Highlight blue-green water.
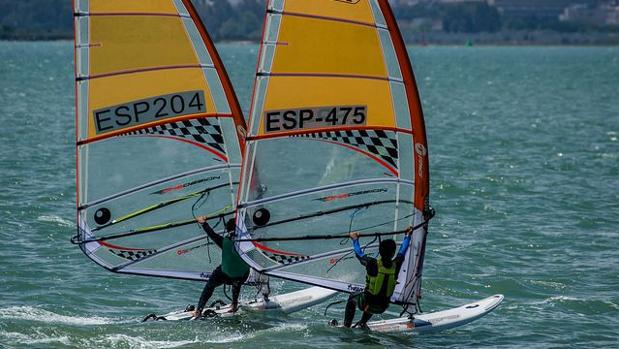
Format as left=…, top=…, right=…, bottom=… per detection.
left=0, top=41, right=618, bottom=348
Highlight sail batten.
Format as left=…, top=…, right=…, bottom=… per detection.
left=237, top=0, right=430, bottom=310
left=74, top=0, right=247, bottom=282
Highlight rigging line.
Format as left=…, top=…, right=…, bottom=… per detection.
left=397, top=218, right=433, bottom=314
left=356, top=212, right=415, bottom=233
left=192, top=189, right=212, bottom=263
left=250, top=210, right=413, bottom=253
left=93, top=182, right=235, bottom=232
left=261, top=244, right=376, bottom=273
left=327, top=207, right=370, bottom=273
left=250, top=199, right=414, bottom=232
left=239, top=177, right=414, bottom=209
left=326, top=235, right=378, bottom=275
left=340, top=206, right=368, bottom=245
left=236, top=216, right=433, bottom=243
left=323, top=300, right=346, bottom=316
left=76, top=206, right=235, bottom=245
left=399, top=254, right=426, bottom=314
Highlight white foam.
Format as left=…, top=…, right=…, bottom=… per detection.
left=542, top=296, right=580, bottom=304
left=0, top=306, right=115, bottom=326
left=545, top=296, right=619, bottom=310
left=92, top=334, right=196, bottom=349
left=530, top=280, right=567, bottom=290
left=37, top=215, right=73, bottom=227
left=204, top=322, right=308, bottom=344
left=0, top=331, right=71, bottom=346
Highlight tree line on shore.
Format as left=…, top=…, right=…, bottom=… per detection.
left=1, top=0, right=617, bottom=41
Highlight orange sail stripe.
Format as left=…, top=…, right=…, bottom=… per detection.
left=182, top=0, right=246, bottom=152
left=377, top=0, right=428, bottom=210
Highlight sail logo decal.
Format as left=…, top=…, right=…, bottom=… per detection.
left=93, top=91, right=206, bottom=134
left=415, top=143, right=427, bottom=178
left=347, top=284, right=363, bottom=292
left=314, top=188, right=387, bottom=202
left=151, top=176, right=221, bottom=195
left=176, top=242, right=211, bottom=256
left=264, top=105, right=367, bottom=133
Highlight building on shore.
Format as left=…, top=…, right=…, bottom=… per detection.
left=560, top=2, right=619, bottom=26
left=487, top=0, right=597, bottom=20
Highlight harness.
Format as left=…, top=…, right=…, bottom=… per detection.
left=365, top=258, right=396, bottom=299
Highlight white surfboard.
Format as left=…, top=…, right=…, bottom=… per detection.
left=332, top=294, right=504, bottom=333
left=143, top=286, right=337, bottom=321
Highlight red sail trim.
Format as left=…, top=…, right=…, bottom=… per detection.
left=274, top=10, right=378, bottom=29
left=254, top=242, right=303, bottom=257
left=182, top=0, right=247, bottom=153
left=130, top=135, right=228, bottom=162
left=79, top=64, right=212, bottom=81
left=317, top=139, right=398, bottom=177
left=247, top=126, right=412, bottom=141
left=99, top=241, right=146, bottom=251
left=76, top=113, right=233, bottom=146
left=378, top=0, right=429, bottom=210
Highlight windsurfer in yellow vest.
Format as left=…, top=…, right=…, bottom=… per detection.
left=193, top=216, right=250, bottom=318
left=343, top=226, right=413, bottom=328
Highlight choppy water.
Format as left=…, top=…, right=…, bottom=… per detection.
left=0, top=41, right=618, bottom=348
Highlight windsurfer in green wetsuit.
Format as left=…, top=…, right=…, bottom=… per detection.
left=193, top=216, right=250, bottom=317
left=343, top=226, right=413, bottom=328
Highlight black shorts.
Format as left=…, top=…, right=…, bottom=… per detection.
left=210, top=266, right=249, bottom=286
left=354, top=293, right=389, bottom=315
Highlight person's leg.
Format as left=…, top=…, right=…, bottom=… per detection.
left=230, top=281, right=242, bottom=312
left=343, top=293, right=359, bottom=327
left=196, top=266, right=225, bottom=313
left=358, top=311, right=373, bottom=328
left=228, top=271, right=250, bottom=312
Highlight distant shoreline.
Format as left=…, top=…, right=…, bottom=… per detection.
left=2, top=30, right=619, bottom=46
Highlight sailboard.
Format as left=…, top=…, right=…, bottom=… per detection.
left=143, top=286, right=337, bottom=322
left=330, top=294, right=504, bottom=333
left=234, top=0, right=502, bottom=333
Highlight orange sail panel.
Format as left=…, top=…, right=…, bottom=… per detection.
left=236, top=0, right=430, bottom=310
left=73, top=0, right=246, bottom=281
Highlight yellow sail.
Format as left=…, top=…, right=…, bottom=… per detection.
left=73, top=0, right=246, bottom=281
left=237, top=0, right=430, bottom=312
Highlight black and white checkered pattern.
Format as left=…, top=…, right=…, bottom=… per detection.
left=124, top=119, right=226, bottom=154
left=294, top=130, right=399, bottom=169
left=108, top=248, right=157, bottom=261
left=262, top=251, right=309, bottom=265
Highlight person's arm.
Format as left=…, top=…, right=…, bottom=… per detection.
left=197, top=216, right=223, bottom=248
left=397, top=236, right=411, bottom=257
left=350, top=232, right=372, bottom=266
left=397, top=226, right=414, bottom=256
left=394, top=226, right=414, bottom=271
